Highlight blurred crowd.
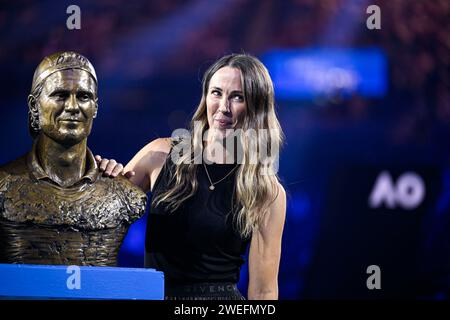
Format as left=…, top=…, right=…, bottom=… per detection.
left=0, top=0, right=448, bottom=147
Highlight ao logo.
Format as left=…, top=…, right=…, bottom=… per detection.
left=368, top=171, right=425, bottom=210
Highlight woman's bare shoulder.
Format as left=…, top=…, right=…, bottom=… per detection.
left=143, top=137, right=172, bottom=154
left=124, top=138, right=173, bottom=192
left=126, top=137, right=171, bottom=170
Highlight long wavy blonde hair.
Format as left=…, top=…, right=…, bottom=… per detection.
left=153, top=53, right=284, bottom=238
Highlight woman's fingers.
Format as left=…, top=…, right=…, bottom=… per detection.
left=99, top=158, right=109, bottom=172
left=95, top=156, right=125, bottom=178
left=103, top=159, right=117, bottom=176
left=111, top=163, right=124, bottom=177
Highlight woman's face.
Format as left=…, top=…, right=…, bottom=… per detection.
left=206, top=66, right=247, bottom=138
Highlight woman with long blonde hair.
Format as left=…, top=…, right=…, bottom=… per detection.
left=98, top=53, right=286, bottom=300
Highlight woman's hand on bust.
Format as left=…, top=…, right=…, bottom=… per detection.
left=95, top=155, right=135, bottom=179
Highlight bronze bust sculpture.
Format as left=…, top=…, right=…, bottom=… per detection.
left=0, top=51, right=147, bottom=266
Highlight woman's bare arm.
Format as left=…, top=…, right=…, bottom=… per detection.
left=247, top=183, right=286, bottom=300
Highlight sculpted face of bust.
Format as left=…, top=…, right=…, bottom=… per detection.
left=38, top=69, right=98, bottom=145
left=20, top=52, right=101, bottom=187
left=38, top=69, right=97, bottom=145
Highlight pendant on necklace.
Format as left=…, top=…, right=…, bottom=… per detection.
left=209, top=185, right=215, bottom=191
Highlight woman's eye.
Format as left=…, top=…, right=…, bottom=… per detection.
left=211, top=90, right=221, bottom=97
left=232, top=95, right=244, bottom=102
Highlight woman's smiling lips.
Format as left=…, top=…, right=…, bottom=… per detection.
left=214, top=118, right=232, bottom=128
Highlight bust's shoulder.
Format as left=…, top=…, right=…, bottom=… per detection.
left=0, top=154, right=28, bottom=185
left=100, top=174, right=148, bottom=222
left=0, top=155, right=29, bottom=219
left=110, top=174, right=147, bottom=196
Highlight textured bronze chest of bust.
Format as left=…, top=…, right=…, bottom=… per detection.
left=0, top=150, right=146, bottom=266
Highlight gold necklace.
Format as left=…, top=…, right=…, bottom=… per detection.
left=202, top=162, right=238, bottom=191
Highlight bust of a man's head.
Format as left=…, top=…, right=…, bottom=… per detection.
left=27, top=51, right=98, bottom=144
left=0, top=52, right=147, bottom=266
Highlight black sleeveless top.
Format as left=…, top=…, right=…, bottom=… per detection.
left=145, top=151, right=250, bottom=284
